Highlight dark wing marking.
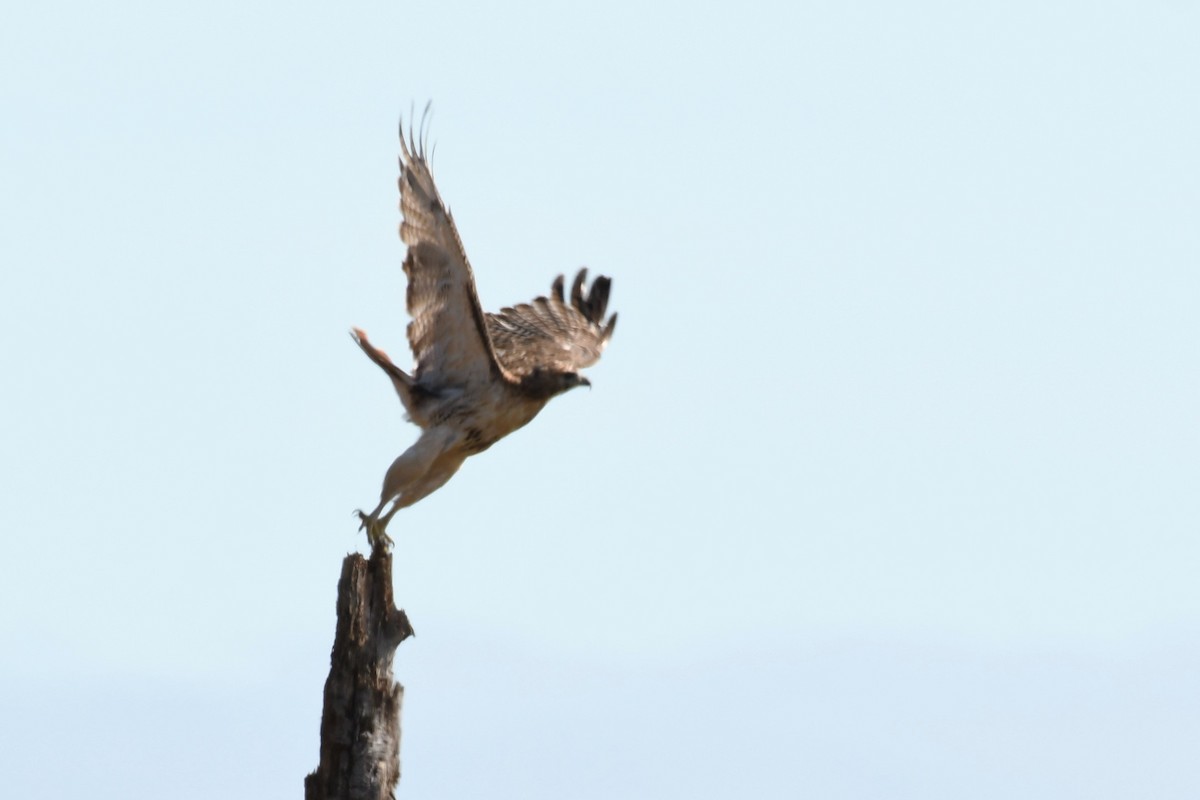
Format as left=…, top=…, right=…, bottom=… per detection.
left=486, top=269, right=618, bottom=377
left=397, top=121, right=513, bottom=388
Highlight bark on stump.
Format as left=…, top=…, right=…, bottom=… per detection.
left=305, top=543, right=414, bottom=800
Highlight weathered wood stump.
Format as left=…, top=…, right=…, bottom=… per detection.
left=305, top=542, right=414, bottom=800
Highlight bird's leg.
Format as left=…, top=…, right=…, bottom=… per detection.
left=355, top=427, right=463, bottom=550
left=382, top=499, right=410, bottom=527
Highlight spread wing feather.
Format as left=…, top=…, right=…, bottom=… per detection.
left=487, top=269, right=618, bottom=377
left=397, top=122, right=512, bottom=388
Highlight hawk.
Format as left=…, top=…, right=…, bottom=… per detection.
left=352, top=121, right=617, bottom=547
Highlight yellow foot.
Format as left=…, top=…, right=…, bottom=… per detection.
left=355, top=509, right=394, bottom=551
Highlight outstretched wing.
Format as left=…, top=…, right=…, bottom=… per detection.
left=487, top=269, right=618, bottom=377
left=398, top=122, right=512, bottom=388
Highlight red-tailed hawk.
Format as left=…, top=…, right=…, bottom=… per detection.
left=352, top=121, right=617, bottom=547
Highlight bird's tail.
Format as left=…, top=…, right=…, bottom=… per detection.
left=351, top=327, right=415, bottom=397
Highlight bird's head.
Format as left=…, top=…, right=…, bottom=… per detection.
left=522, top=368, right=591, bottom=399
left=564, top=373, right=591, bottom=392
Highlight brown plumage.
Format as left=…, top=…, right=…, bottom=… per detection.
left=351, top=117, right=617, bottom=546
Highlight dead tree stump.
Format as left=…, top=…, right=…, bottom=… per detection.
left=305, top=542, right=414, bottom=800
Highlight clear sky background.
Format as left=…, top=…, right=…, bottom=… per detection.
left=2, top=1, right=1198, bottom=797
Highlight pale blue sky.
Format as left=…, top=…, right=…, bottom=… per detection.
left=2, top=1, right=1198, bottom=797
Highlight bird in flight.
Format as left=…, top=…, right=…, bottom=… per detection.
left=352, top=119, right=617, bottom=547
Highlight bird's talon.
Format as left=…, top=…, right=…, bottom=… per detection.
left=355, top=509, right=394, bottom=550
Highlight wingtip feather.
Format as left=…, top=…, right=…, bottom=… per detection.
left=570, top=269, right=588, bottom=311
left=603, top=312, right=618, bottom=342
left=588, top=275, right=611, bottom=321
